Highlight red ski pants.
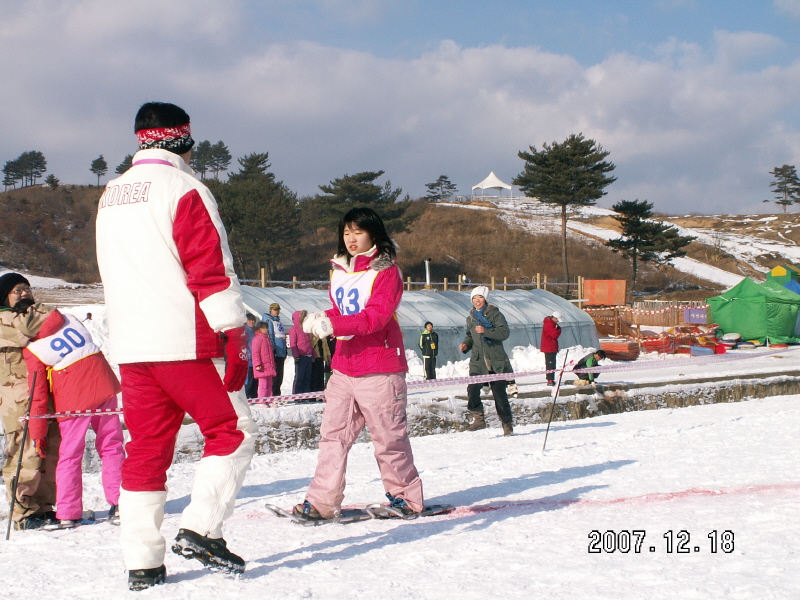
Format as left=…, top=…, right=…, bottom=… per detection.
left=119, top=359, right=244, bottom=492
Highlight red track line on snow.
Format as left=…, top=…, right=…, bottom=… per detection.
left=445, top=482, right=800, bottom=518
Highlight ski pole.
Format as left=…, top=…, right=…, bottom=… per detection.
left=6, top=371, right=37, bottom=541
left=542, top=350, right=568, bottom=453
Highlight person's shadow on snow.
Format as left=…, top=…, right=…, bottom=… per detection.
left=242, top=459, right=633, bottom=578
left=164, top=478, right=311, bottom=515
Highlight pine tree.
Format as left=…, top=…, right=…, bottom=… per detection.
left=90, top=155, right=108, bottom=185
left=605, top=199, right=695, bottom=285
left=211, top=152, right=300, bottom=279
left=308, top=171, right=412, bottom=235
left=2, top=158, right=22, bottom=190
left=45, top=174, right=60, bottom=190
left=513, top=133, right=616, bottom=280
left=115, top=154, right=133, bottom=174
left=767, top=165, right=800, bottom=213
left=424, top=175, right=458, bottom=202
left=190, top=140, right=212, bottom=179
left=15, top=151, right=47, bottom=186
left=209, top=141, right=232, bottom=180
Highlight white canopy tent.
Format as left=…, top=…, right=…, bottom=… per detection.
left=471, top=171, right=512, bottom=196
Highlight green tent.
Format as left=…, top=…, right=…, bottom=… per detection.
left=706, top=277, right=800, bottom=343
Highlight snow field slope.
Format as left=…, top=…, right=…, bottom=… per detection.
left=456, top=201, right=800, bottom=288
left=2, top=394, right=797, bottom=599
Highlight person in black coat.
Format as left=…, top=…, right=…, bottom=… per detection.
left=418, top=322, right=439, bottom=380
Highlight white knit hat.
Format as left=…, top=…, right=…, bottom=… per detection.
left=470, top=286, right=490, bottom=301
left=552, top=311, right=562, bottom=320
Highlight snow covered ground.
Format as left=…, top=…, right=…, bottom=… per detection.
left=2, top=274, right=798, bottom=598
left=2, top=284, right=799, bottom=598
left=1, top=389, right=796, bottom=599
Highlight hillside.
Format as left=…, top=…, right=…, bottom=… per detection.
left=3, top=185, right=800, bottom=301
left=0, top=185, right=102, bottom=283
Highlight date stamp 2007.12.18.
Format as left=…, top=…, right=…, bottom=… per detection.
left=588, top=530, right=735, bottom=554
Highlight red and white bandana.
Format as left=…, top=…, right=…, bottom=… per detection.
left=136, top=123, right=194, bottom=152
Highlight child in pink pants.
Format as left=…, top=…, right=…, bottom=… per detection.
left=25, top=310, right=124, bottom=527
left=251, top=321, right=276, bottom=398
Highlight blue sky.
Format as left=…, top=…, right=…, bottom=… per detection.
left=2, top=0, right=800, bottom=214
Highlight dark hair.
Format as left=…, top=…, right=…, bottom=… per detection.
left=0, top=272, right=30, bottom=307
left=134, top=102, right=190, bottom=132
left=596, top=350, right=607, bottom=359
left=424, top=321, right=433, bottom=328
left=256, top=321, right=270, bottom=331
left=337, top=207, right=396, bottom=263
left=246, top=314, right=257, bottom=322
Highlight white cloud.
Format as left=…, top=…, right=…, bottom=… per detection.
left=774, top=0, right=800, bottom=17
left=1, top=2, right=800, bottom=216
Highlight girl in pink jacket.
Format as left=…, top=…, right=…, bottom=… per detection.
left=294, top=207, right=423, bottom=521
left=251, top=322, right=276, bottom=398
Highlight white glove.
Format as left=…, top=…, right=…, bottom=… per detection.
left=303, top=311, right=333, bottom=338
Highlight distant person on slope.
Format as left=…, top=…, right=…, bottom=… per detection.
left=459, top=286, right=515, bottom=436
left=251, top=321, right=277, bottom=398
left=419, top=321, right=438, bottom=380
left=95, top=102, right=255, bottom=591
left=289, top=310, right=315, bottom=394
left=572, top=349, right=606, bottom=385
left=262, top=303, right=288, bottom=395
left=244, top=314, right=259, bottom=399
left=541, top=311, right=562, bottom=386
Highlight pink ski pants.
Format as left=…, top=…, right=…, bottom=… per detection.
left=305, top=371, right=423, bottom=518
left=257, top=376, right=273, bottom=399
left=55, top=396, right=124, bottom=520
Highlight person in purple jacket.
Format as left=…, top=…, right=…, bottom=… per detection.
left=294, top=207, right=423, bottom=521
left=289, top=310, right=314, bottom=394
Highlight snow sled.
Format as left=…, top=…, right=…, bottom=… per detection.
left=689, top=345, right=714, bottom=356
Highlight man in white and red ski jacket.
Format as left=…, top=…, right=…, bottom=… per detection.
left=95, top=102, right=255, bottom=587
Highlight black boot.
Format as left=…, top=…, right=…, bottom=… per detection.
left=172, top=528, right=245, bottom=574
left=128, top=565, right=166, bottom=591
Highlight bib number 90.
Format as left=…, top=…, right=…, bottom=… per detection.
left=50, top=328, right=87, bottom=358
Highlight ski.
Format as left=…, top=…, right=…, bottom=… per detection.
left=264, top=503, right=373, bottom=526
left=365, top=503, right=455, bottom=520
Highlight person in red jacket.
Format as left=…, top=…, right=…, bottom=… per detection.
left=251, top=321, right=276, bottom=398
left=541, top=311, right=562, bottom=386
left=294, top=207, right=423, bottom=520
left=24, top=309, right=124, bottom=528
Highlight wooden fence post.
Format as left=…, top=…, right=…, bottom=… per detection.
left=491, top=276, right=495, bottom=290
left=536, top=273, right=541, bottom=289
left=260, top=268, right=265, bottom=288
left=406, top=276, right=411, bottom=291
left=292, top=276, right=297, bottom=290
left=443, top=277, right=448, bottom=291
left=503, top=276, right=507, bottom=291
